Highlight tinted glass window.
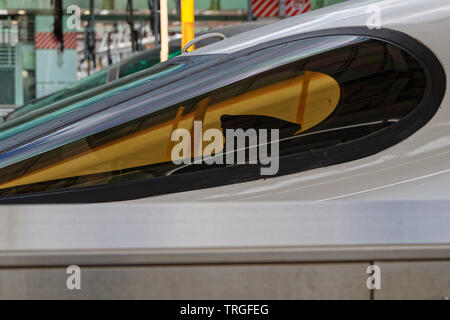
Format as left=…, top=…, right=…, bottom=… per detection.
left=0, top=36, right=428, bottom=197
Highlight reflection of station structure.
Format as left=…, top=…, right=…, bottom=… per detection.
left=0, top=0, right=345, bottom=113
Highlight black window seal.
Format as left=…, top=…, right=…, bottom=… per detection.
left=0, top=27, right=445, bottom=204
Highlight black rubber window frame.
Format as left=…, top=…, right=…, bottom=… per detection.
left=0, top=27, right=445, bottom=204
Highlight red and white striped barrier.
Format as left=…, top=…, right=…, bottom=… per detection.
left=35, top=32, right=78, bottom=50
left=252, top=0, right=311, bottom=18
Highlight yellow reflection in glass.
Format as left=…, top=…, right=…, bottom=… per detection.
left=0, top=71, right=340, bottom=189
